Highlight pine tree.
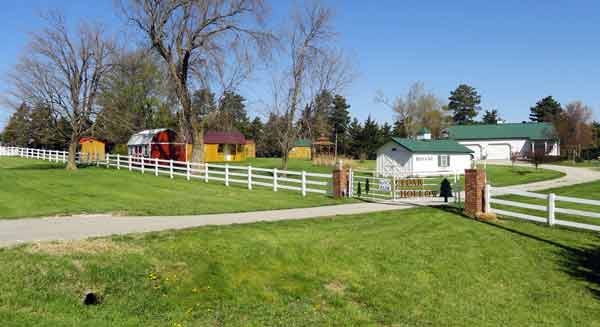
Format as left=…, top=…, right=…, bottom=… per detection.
left=328, top=94, right=351, bottom=154
left=2, top=103, right=31, bottom=146
left=347, top=118, right=363, bottom=159
left=218, top=91, right=249, bottom=133
left=362, top=116, right=380, bottom=160
left=448, top=84, right=481, bottom=124
left=29, top=104, right=57, bottom=149
left=482, top=109, right=500, bottom=124
left=529, top=96, right=562, bottom=123
left=440, top=178, right=453, bottom=202
left=311, top=90, right=334, bottom=139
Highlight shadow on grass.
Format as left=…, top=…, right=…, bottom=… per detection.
left=434, top=204, right=600, bottom=300
left=7, top=163, right=95, bottom=171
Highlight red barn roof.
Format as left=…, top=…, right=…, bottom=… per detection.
left=204, top=131, right=246, bottom=144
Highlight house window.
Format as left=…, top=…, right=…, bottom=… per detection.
left=218, top=144, right=224, bottom=153
left=438, top=155, right=450, bottom=167
left=231, top=144, right=237, bottom=155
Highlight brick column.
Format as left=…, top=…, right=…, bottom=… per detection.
left=332, top=168, right=348, bottom=198
left=464, top=169, right=486, bottom=217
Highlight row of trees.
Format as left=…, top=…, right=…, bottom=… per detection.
left=1, top=1, right=353, bottom=170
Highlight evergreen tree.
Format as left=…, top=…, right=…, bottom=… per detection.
left=260, top=113, right=285, bottom=157
left=347, top=118, right=363, bottom=159
left=29, top=104, right=59, bottom=149
left=328, top=94, right=351, bottom=154
left=2, top=103, right=31, bottom=146
left=448, top=84, right=481, bottom=124
left=311, top=90, right=334, bottom=139
left=529, top=96, right=562, bottom=123
left=362, top=116, right=380, bottom=160
left=392, top=120, right=407, bottom=137
left=247, top=117, right=264, bottom=144
left=482, top=109, right=500, bottom=124
left=217, top=91, right=249, bottom=134
left=379, top=122, right=392, bottom=148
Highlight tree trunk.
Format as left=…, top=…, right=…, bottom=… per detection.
left=281, top=146, right=289, bottom=170
left=191, top=125, right=204, bottom=163
left=66, top=138, right=78, bottom=170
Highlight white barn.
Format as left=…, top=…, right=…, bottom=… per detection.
left=443, top=123, right=559, bottom=160
left=376, top=132, right=473, bottom=177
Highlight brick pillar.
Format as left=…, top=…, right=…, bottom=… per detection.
left=464, top=169, right=486, bottom=217
left=332, top=168, right=348, bottom=198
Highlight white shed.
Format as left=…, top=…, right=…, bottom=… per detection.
left=376, top=137, right=473, bottom=177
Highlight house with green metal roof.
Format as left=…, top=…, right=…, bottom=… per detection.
left=376, top=135, right=473, bottom=177
left=442, top=122, right=559, bottom=160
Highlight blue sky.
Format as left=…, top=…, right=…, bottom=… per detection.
left=1, top=0, right=599, bottom=129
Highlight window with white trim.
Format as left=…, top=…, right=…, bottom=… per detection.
left=438, top=155, right=450, bottom=167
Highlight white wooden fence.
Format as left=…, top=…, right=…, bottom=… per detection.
left=486, top=184, right=600, bottom=232
left=0, top=146, right=332, bottom=197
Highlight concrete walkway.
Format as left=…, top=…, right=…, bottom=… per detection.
left=0, top=203, right=407, bottom=247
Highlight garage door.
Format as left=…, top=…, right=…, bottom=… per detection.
left=486, top=144, right=510, bottom=160
left=465, top=145, right=482, bottom=160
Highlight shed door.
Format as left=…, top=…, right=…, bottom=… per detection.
left=487, top=144, right=510, bottom=160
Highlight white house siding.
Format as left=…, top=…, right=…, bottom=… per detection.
left=458, top=139, right=559, bottom=160
left=376, top=141, right=472, bottom=177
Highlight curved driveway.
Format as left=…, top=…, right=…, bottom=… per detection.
left=1, top=163, right=598, bottom=247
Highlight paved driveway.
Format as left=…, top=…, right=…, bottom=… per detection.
left=0, top=203, right=407, bottom=247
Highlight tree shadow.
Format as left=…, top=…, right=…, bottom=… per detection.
left=7, top=163, right=95, bottom=171
left=434, top=205, right=600, bottom=299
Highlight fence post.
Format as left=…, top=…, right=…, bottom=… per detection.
left=348, top=168, right=353, bottom=197
left=547, top=193, right=556, bottom=226
left=186, top=161, right=191, bottom=181
left=301, top=171, right=307, bottom=196
left=248, top=166, right=252, bottom=190
left=62, top=151, right=66, bottom=163
left=155, top=158, right=158, bottom=176
left=106, top=153, right=110, bottom=168
left=141, top=157, right=145, bottom=174
left=204, top=163, right=209, bottom=183
left=129, top=156, right=132, bottom=171
left=225, top=164, right=229, bottom=186
left=96, top=153, right=100, bottom=167
left=169, top=159, right=174, bottom=179
left=117, top=154, right=121, bottom=170
left=273, top=168, right=278, bottom=192
left=484, top=184, right=491, bottom=213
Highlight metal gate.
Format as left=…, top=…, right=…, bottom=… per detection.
left=349, top=169, right=461, bottom=203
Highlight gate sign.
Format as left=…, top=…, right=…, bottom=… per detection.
left=395, top=178, right=437, bottom=198
left=378, top=179, right=391, bottom=192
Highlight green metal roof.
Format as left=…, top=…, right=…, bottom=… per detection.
left=445, top=123, right=557, bottom=141
left=294, top=138, right=312, bottom=147
left=391, top=138, right=473, bottom=154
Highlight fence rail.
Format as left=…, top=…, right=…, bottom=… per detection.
left=0, top=146, right=332, bottom=197
left=486, top=184, right=600, bottom=232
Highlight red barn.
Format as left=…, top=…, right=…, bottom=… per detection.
left=127, top=128, right=188, bottom=161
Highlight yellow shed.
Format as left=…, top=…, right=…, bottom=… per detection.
left=203, top=131, right=247, bottom=162
left=289, top=138, right=312, bottom=160
left=79, top=137, right=106, bottom=161
left=244, top=140, right=256, bottom=159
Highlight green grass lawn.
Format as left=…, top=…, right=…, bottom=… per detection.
left=484, top=164, right=565, bottom=187
left=231, top=157, right=376, bottom=174
left=495, top=180, right=600, bottom=226
left=1, top=208, right=599, bottom=326
left=0, top=157, right=349, bottom=219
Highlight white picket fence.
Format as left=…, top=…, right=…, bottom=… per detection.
left=486, top=184, right=600, bottom=232
left=0, top=146, right=332, bottom=197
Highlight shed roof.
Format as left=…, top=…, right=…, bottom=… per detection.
left=79, top=137, right=105, bottom=144
left=127, top=128, right=170, bottom=146
left=390, top=138, right=473, bottom=154
left=294, top=138, right=312, bottom=147
left=204, top=131, right=246, bottom=144
left=445, top=123, right=557, bottom=141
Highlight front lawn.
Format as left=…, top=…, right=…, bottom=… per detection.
left=232, top=157, right=376, bottom=173
left=495, top=180, right=600, bottom=226
left=0, top=208, right=599, bottom=326
left=0, top=157, right=348, bottom=219
left=484, top=164, right=565, bottom=187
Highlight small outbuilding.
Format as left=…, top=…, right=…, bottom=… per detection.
left=79, top=137, right=106, bottom=161
left=376, top=135, right=473, bottom=177
left=244, top=140, right=256, bottom=159
left=203, top=131, right=247, bottom=162
left=289, top=139, right=312, bottom=160
left=127, top=128, right=187, bottom=161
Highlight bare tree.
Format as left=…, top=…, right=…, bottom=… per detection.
left=121, top=0, right=272, bottom=162
left=7, top=14, right=112, bottom=170
left=271, top=2, right=352, bottom=170
left=376, top=82, right=449, bottom=138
